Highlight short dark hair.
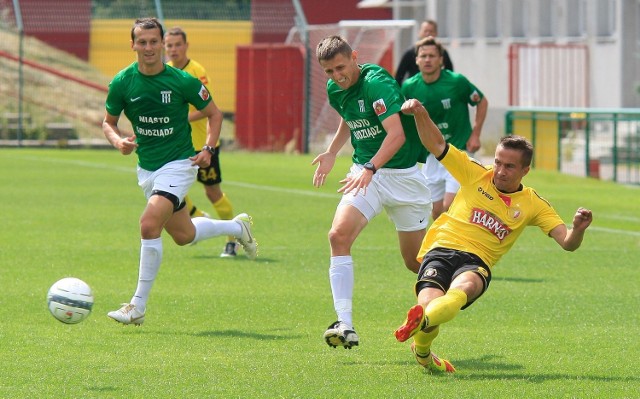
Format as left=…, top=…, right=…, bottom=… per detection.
left=425, top=19, right=438, bottom=33
left=415, top=36, right=443, bottom=57
left=165, top=26, right=187, bottom=42
left=131, top=17, right=164, bottom=41
left=316, top=35, right=352, bottom=62
left=499, top=135, right=534, bottom=167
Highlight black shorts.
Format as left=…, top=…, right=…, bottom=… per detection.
left=415, top=247, right=492, bottom=309
left=196, top=146, right=222, bottom=186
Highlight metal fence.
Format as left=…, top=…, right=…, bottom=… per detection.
left=505, top=107, right=640, bottom=185
left=0, top=0, right=250, bottom=147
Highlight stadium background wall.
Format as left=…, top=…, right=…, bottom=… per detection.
left=89, top=19, right=252, bottom=114
left=0, top=0, right=392, bottom=153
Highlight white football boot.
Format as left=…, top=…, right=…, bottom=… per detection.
left=233, top=213, right=258, bottom=260
left=107, top=303, right=145, bottom=326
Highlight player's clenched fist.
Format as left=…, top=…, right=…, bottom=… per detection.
left=118, top=135, right=138, bottom=155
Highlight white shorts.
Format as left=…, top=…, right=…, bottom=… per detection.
left=422, top=153, right=460, bottom=202
left=137, top=159, right=197, bottom=202
left=338, top=164, right=432, bottom=232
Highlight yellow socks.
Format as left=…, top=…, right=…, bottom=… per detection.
left=184, top=195, right=207, bottom=218
left=424, top=288, right=468, bottom=327
left=408, top=289, right=465, bottom=372
left=213, top=194, right=234, bottom=241
left=413, top=325, right=440, bottom=356
left=185, top=193, right=234, bottom=221
left=212, top=193, right=233, bottom=220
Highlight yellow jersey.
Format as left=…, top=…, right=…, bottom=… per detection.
left=417, top=144, right=564, bottom=268
left=167, top=59, right=216, bottom=149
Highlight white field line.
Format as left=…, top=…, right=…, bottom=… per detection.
left=588, top=226, right=640, bottom=237
left=7, top=154, right=640, bottom=236
left=7, top=154, right=339, bottom=199
left=599, top=214, right=640, bottom=223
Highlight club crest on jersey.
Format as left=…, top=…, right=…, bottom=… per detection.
left=373, top=99, right=387, bottom=116
left=161, top=90, right=172, bottom=104
left=470, top=90, right=481, bottom=103
left=470, top=208, right=512, bottom=241
left=198, top=85, right=210, bottom=101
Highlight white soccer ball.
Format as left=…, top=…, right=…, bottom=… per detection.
left=47, top=277, right=94, bottom=324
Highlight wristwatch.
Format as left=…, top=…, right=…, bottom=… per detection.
left=201, top=145, right=215, bottom=155
left=363, top=161, right=377, bottom=174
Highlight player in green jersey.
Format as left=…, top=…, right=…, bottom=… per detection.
left=165, top=26, right=238, bottom=258
left=312, top=35, right=432, bottom=349
left=402, top=36, right=488, bottom=220
left=102, top=18, right=258, bottom=326
left=395, top=19, right=454, bottom=85
left=394, top=99, right=592, bottom=372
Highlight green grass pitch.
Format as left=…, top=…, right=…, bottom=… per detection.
left=0, top=148, right=638, bottom=398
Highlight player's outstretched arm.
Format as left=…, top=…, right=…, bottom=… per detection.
left=401, top=99, right=446, bottom=158
left=550, top=207, right=593, bottom=251
left=467, top=96, right=488, bottom=153
left=312, top=119, right=350, bottom=188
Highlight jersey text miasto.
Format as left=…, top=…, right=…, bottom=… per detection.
left=105, top=62, right=212, bottom=171
left=326, top=63, right=424, bottom=168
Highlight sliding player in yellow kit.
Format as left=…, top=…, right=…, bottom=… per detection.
left=394, top=99, right=593, bottom=372
left=165, top=27, right=238, bottom=257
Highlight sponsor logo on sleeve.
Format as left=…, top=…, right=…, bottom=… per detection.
left=373, top=99, right=387, bottom=116
left=199, top=85, right=210, bottom=101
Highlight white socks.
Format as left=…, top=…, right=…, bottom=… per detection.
left=191, top=217, right=241, bottom=244
left=329, top=255, right=354, bottom=328
left=131, top=238, right=163, bottom=313
left=129, top=218, right=243, bottom=313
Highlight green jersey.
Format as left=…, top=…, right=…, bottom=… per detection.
left=402, top=69, right=484, bottom=150
left=326, top=63, right=424, bottom=169
left=105, top=62, right=212, bottom=171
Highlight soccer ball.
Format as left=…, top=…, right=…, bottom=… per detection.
left=47, top=277, right=94, bottom=324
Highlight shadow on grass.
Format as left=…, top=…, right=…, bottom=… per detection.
left=192, top=255, right=278, bottom=264
left=492, top=276, right=545, bottom=283
left=388, top=354, right=640, bottom=383
left=118, top=327, right=299, bottom=341
left=192, top=329, right=300, bottom=341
